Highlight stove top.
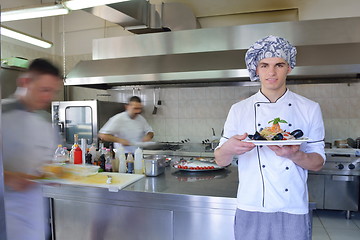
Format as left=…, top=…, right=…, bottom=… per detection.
left=322, top=148, right=360, bottom=175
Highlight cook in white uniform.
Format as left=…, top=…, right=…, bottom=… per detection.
left=215, top=36, right=325, bottom=240
left=98, top=96, right=154, bottom=153
left=2, top=59, right=62, bottom=240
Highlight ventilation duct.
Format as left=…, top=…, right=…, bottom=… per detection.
left=65, top=17, right=360, bottom=89
left=83, top=0, right=199, bottom=34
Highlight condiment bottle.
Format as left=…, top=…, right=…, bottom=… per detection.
left=117, top=145, right=127, bottom=173
left=134, top=147, right=143, bottom=174
left=73, top=144, right=82, bottom=164
left=105, top=149, right=112, bottom=172
left=89, top=143, right=97, bottom=164
left=126, top=153, right=134, bottom=174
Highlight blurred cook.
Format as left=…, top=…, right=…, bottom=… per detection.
left=215, top=36, right=325, bottom=240
left=2, top=58, right=62, bottom=240
left=98, top=96, right=154, bottom=153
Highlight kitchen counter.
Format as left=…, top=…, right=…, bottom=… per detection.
left=44, top=166, right=239, bottom=240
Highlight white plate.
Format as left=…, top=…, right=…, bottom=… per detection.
left=244, top=138, right=311, bottom=146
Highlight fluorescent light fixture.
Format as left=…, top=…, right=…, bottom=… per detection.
left=64, top=0, right=129, bottom=11
left=1, top=25, right=53, bottom=48
left=1, top=4, right=69, bottom=22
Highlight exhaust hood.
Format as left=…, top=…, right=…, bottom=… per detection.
left=82, top=0, right=199, bottom=34
left=65, top=17, right=360, bottom=89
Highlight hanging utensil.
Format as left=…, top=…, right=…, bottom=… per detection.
left=152, top=88, right=158, bottom=114
left=157, top=88, right=162, bottom=105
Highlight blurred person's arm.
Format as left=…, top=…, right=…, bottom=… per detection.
left=98, top=133, right=131, bottom=146
left=4, top=171, right=37, bottom=191
left=142, top=132, right=154, bottom=142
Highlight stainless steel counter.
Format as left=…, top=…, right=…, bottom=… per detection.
left=44, top=166, right=239, bottom=240
left=125, top=165, right=238, bottom=197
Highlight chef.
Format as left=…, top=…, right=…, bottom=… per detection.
left=2, top=58, right=62, bottom=240
left=98, top=96, right=154, bottom=153
left=215, top=35, right=325, bottom=240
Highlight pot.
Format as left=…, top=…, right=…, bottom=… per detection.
left=144, top=155, right=166, bottom=177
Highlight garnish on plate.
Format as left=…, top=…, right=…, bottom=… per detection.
left=249, top=117, right=303, bottom=141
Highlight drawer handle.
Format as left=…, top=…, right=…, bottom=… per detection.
left=331, top=175, right=355, bottom=181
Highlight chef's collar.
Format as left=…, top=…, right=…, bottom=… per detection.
left=255, top=88, right=290, bottom=103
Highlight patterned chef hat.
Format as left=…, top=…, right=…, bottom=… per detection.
left=245, top=35, right=297, bottom=81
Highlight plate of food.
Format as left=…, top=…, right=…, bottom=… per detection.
left=245, top=117, right=310, bottom=145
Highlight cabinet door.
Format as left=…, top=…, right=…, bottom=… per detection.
left=307, top=174, right=325, bottom=209
left=53, top=199, right=173, bottom=240
left=174, top=210, right=236, bottom=240
left=324, top=175, right=359, bottom=211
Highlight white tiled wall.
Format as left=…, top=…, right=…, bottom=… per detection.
left=110, top=83, right=360, bottom=145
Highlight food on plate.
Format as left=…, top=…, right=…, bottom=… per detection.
left=173, top=158, right=223, bottom=171
left=248, top=117, right=304, bottom=141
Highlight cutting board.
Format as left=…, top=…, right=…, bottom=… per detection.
left=40, top=172, right=145, bottom=192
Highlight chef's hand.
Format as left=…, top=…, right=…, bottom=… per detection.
left=142, top=132, right=154, bottom=142
left=4, top=171, right=37, bottom=191
left=215, top=133, right=255, bottom=166
left=223, top=133, right=256, bottom=155
left=267, top=145, right=301, bottom=159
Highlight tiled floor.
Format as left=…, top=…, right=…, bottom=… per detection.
left=312, top=210, right=360, bottom=240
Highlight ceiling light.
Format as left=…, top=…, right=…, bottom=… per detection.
left=1, top=4, right=69, bottom=22
left=1, top=25, right=53, bottom=48
left=64, top=0, right=130, bottom=11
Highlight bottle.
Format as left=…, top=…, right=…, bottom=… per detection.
left=63, top=147, right=70, bottom=163
left=117, top=145, right=127, bottom=173
left=73, top=144, right=82, bottom=164
left=85, top=148, right=92, bottom=165
left=89, top=143, right=97, bottom=164
left=126, top=153, right=134, bottom=174
left=109, top=142, right=115, bottom=159
left=98, top=148, right=106, bottom=171
left=54, top=144, right=67, bottom=163
left=105, top=149, right=113, bottom=172
left=134, top=147, right=143, bottom=174
left=69, top=133, right=79, bottom=163
left=80, top=138, right=87, bottom=165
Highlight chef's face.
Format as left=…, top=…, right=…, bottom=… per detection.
left=256, top=57, right=292, bottom=95
left=126, top=101, right=143, bottom=119
left=22, top=73, right=62, bottom=111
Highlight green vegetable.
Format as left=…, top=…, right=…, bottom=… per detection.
left=98, top=168, right=104, bottom=173
left=268, top=117, right=287, bottom=125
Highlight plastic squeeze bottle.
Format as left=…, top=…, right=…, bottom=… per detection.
left=54, top=144, right=66, bottom=163
left=73, top=144, right=82, bottom=164
left=89, top=144, right=97, bottom=164
left=126, top=153, right=134, bottom=174
left=134, top=147, right=143, bottom=174
left=117, top=146, right=127, bottom=173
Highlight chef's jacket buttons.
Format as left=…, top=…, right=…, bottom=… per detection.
left=258, top=123, right=261, bottom=126
left=288, top=123, right=292, bottom=127
left=257, top=104, right=260, bottom=107
left=288, top=103, right=292, bottom=106
left=285, top=167, right=289, bottom=170
left=262, top=165, right=265, bottom=168
left=259, top=145, right=263, bottom=148
left=285, top=188, right=289, bottom=192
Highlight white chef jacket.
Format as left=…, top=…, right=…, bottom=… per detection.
left=219, top=89, right=325, bottom=214
left=99, top=111, right=153, bottom=153
left=2, top=99, right=57, bottom=240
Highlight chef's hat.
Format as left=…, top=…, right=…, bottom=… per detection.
left=245, top=35, right=297, bottom=81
